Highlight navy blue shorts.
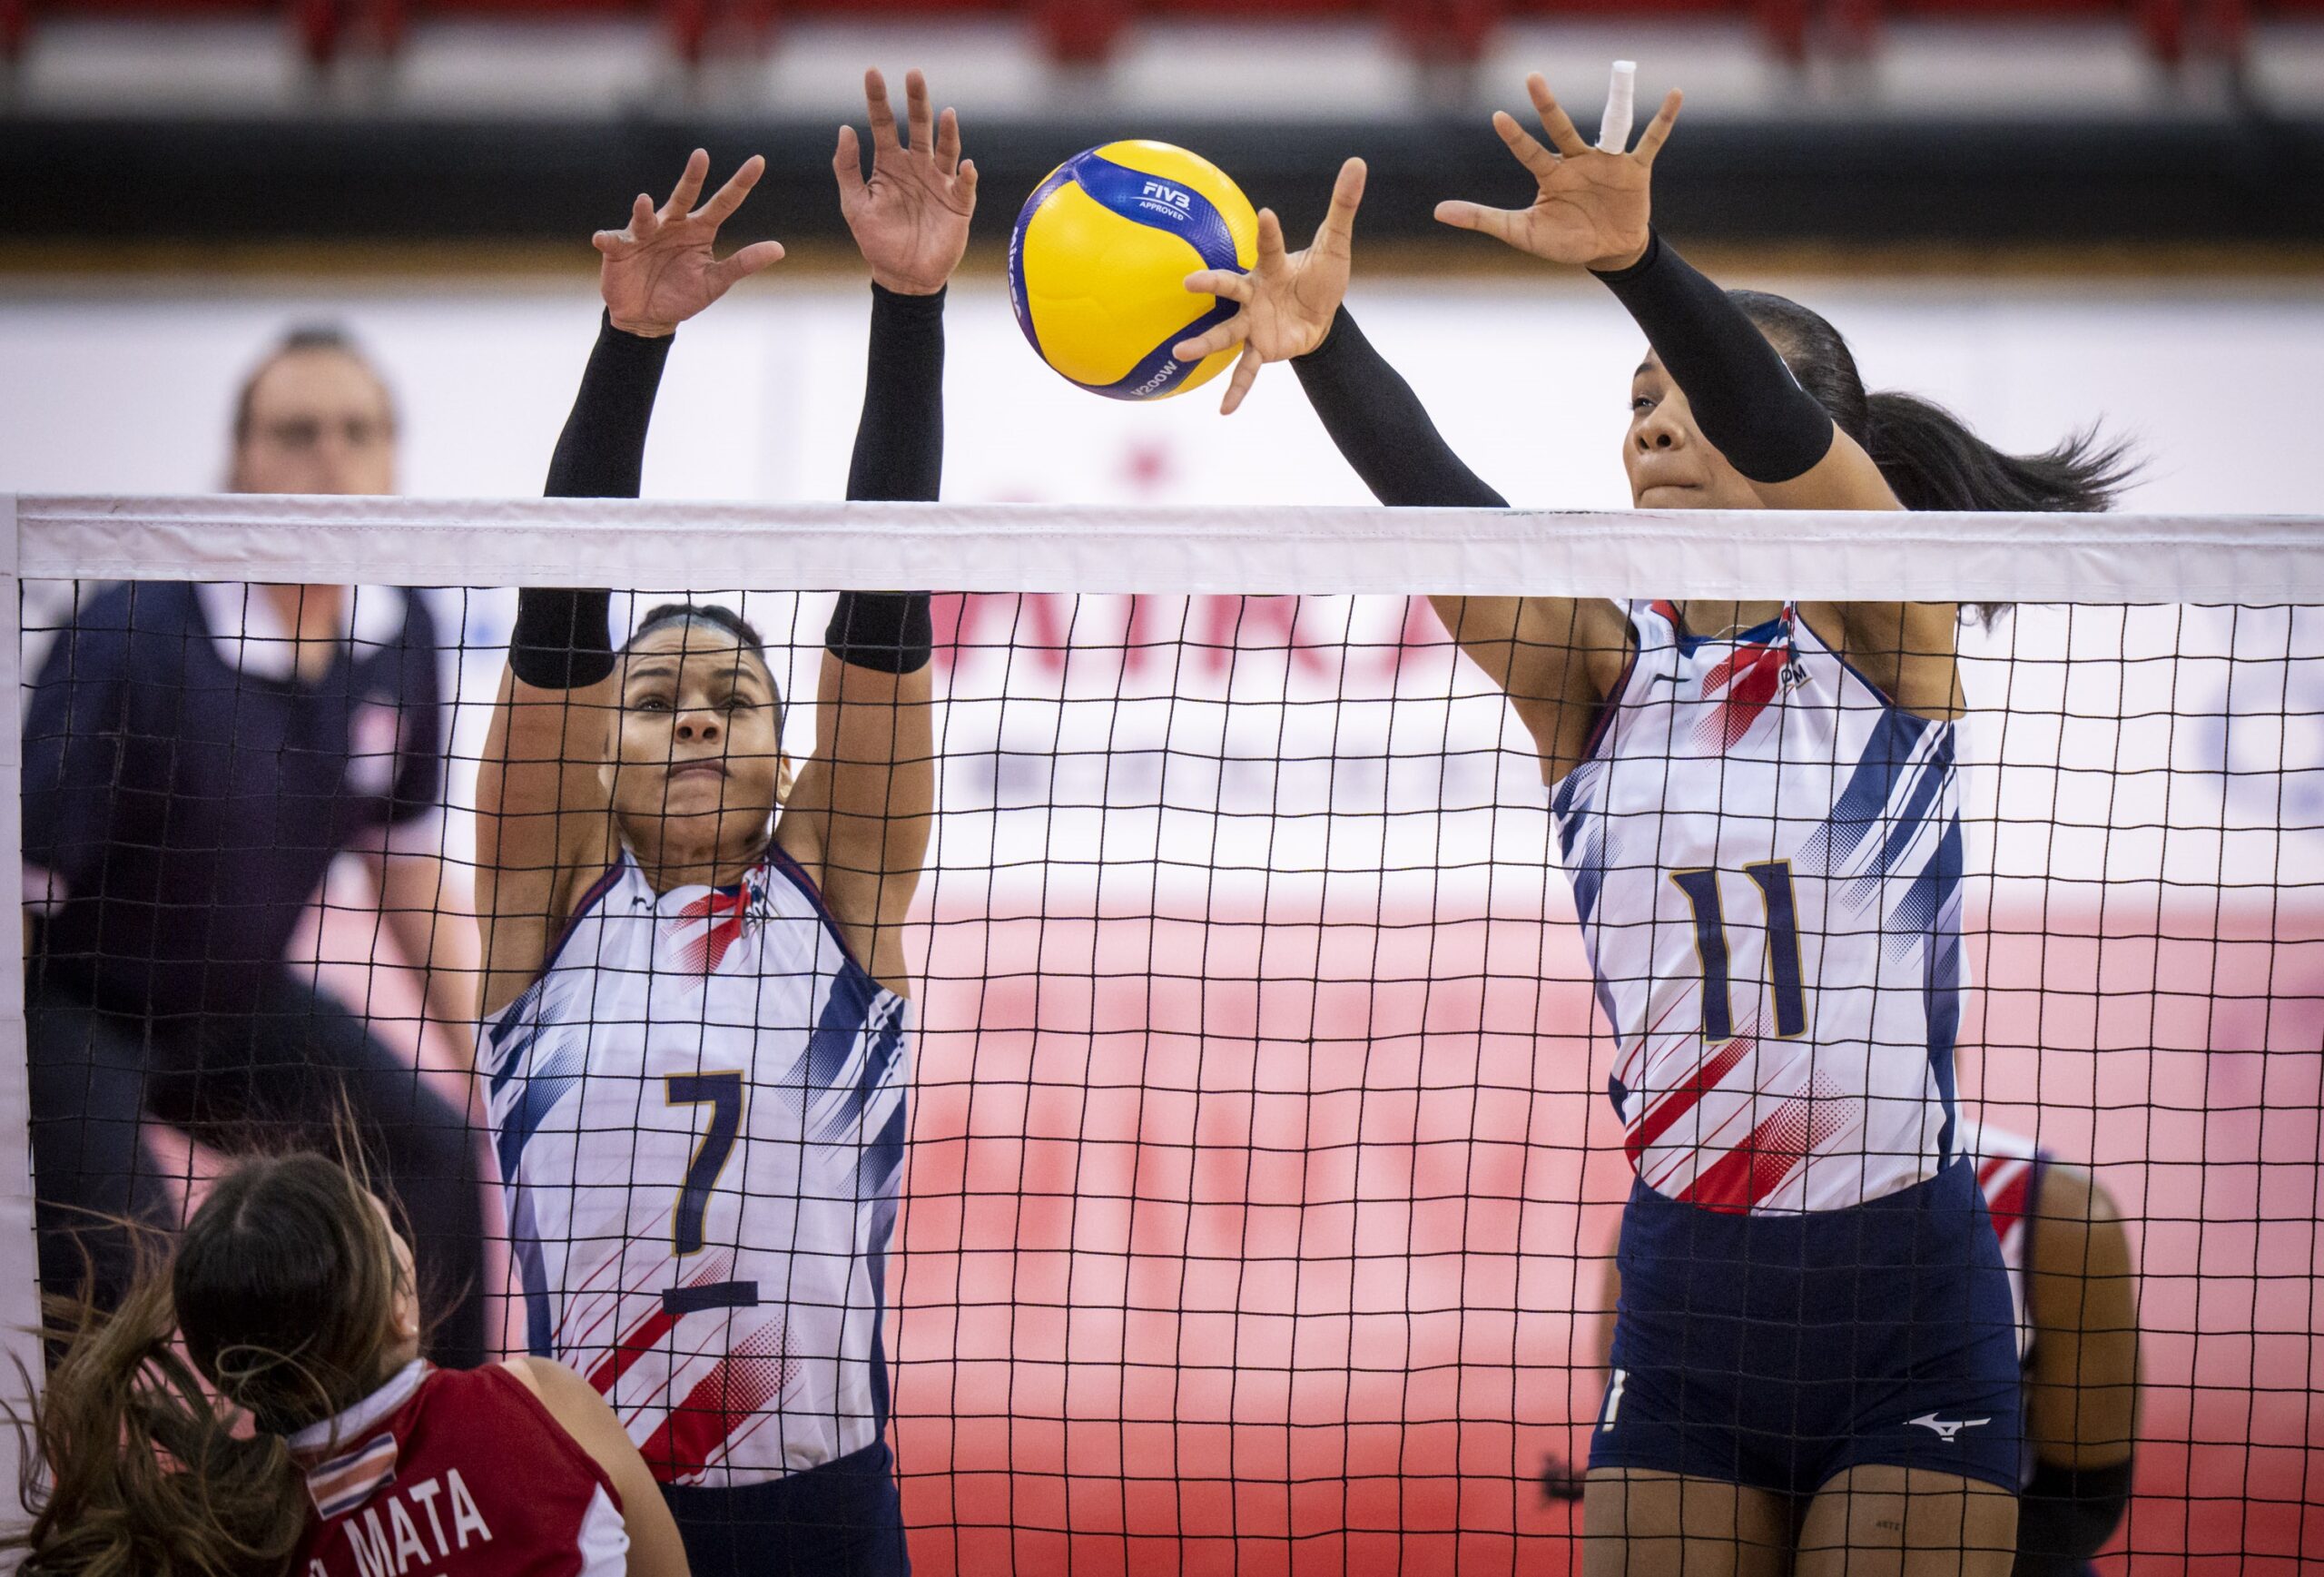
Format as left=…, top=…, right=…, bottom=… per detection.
left=1590, top=1158, right=2023, bottom=1499
left=660, top=1441, right=909, bottom=1577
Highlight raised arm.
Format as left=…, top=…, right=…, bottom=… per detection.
left=1176, top=155, right=1630, bottom=784
left=476, top=150, right=783, bottom=1017
left=1434, top=69, right=1898, bottom=518
left=1440, top=66, right=1961, bottom=716
left=775, top=68, right=973, bottom=996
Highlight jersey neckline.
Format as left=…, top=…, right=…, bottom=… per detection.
left=287, top=1357, right=430, bottom=1458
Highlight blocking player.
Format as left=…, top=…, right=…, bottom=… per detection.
left=472, top=68, right=970, bottom=1576
left=1180, top=64, right=2129, bottom=1577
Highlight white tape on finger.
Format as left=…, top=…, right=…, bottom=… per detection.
left=1598, top=59, right=1638, bottom=153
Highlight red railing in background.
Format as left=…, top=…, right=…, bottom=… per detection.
left=3, top=0, right=2267, bottom=72
left=1, top=0, right=343, bottom=66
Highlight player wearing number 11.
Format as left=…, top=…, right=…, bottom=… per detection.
left=1183, top=62, right=2130, bottom=1577
left=472, top=68, right=973, bottom=1577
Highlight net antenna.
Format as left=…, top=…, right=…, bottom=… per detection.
left=0, top=497, right=30, bottom=1505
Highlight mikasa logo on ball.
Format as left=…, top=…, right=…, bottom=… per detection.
left=1138, top=181, right=1193, bottom=220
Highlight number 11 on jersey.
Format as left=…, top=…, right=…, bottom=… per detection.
left=1669, top=862, right=1807, bottom=1040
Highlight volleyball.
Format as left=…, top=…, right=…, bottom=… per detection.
left=1008, top=140, right=1260, bottom=400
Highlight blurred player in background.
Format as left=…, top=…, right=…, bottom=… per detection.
left=1183, top=63, right=2130, bottom=1577
left=474, top=67, right=969, bottom=1576
left=1547, top=1122, right=2142, bottom=1577
left=1952, top=1127, right=2140, bottom=1577
left=22, top=326, right=487, bottom=1365
left=11, top=1150, right=688, bottom=1577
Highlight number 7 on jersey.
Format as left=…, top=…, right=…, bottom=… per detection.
left=665, top=1071, right=744, bottom=1256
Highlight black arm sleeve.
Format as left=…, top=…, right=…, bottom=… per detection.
left=514, top=313, right=674, bottom=689
left=828, top=283, right=943, bottom=675
left=1590, top=232, right=1836, bottom=485
left=1290, top=308, right=1508, bottom=508
left=845, top=283, right=944, bottom=504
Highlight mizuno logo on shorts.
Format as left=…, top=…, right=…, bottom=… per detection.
left=1904, top=1413, right=1992, bottom=1441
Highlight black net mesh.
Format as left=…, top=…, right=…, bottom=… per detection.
left=15, top=576, right=2320, bottom=1574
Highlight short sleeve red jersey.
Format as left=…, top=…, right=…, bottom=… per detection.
left=290, top=1362, right=627, bottom=1577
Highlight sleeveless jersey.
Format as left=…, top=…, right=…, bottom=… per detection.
left=1553, top=600, right=1965, bottom=1214
left=290, top=1362, right=625, bottom=1577
left=481, top=844, right=911, bottom=1490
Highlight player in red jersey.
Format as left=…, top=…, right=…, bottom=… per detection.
left=10, top=1152, right=688, bottom=1577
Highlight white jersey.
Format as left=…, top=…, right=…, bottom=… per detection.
left=481, top=844, right=909, bottom=1490
left=1553, top=600, right=1964, bottom=1215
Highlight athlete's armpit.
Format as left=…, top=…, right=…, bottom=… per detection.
left=1430, top=594, right=1633, bottom=784
left=777, top=653, right=936, bottom=996
left=475, top=666, right=622, bottom=1020
left=1808, top=599, right=1966, bottom=723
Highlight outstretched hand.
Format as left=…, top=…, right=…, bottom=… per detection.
left=1172, top=156, right=1366, bottom=417
left=1435, top=71, right=1681, bottom=272
left=596, top=150, right=786, bottom=338
left=835, top=67, right=979, bottom=296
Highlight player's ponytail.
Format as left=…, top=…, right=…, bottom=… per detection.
left=8, top=1154, right=410, bottom=1576
left=1728, top=288, right=2134, bottom=517
left=1719, top=291, right=2128, bottom=517
left=1728, top=288, right=2133, bottom=623
left=1859, top=389, right=2132, bottom=515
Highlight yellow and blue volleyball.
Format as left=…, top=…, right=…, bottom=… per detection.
left=1009, top=141, right=1259, bottom=401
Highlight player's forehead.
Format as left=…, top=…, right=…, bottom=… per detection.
left=624, top=619, right=773, bottom=683
left=246, top=348, right=392, bottom=422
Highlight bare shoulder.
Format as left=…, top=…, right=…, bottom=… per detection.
left=1504, top=596, right=1635, bottom=786
left=498, top=1354, right=551, bottom=1397
left=506, top=1354, right=600, bottom=1407
left=499, top=1354, right=625, bottom=1444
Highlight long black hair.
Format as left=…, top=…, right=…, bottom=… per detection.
left=1730, top=290, right=2135, bottom=515
left=10, top=1154, right=410, bottom=1576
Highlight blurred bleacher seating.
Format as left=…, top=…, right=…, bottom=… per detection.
left=0, top=0, right=2273, bottom=73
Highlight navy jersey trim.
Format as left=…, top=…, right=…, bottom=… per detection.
left=1666, top=606, right=1787, bottom=659
left=766, top=838, right=876, bottom=981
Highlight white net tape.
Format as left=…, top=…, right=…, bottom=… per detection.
left=15, top=494, right=2322, bottom=599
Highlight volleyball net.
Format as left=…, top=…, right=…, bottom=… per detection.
left=4, top=495, right=2319, bottom=1574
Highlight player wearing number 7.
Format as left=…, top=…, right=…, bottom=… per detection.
left=472, top=68, right=973, bottom=1576
left=1182, top=64, right=2131, bottom=1577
